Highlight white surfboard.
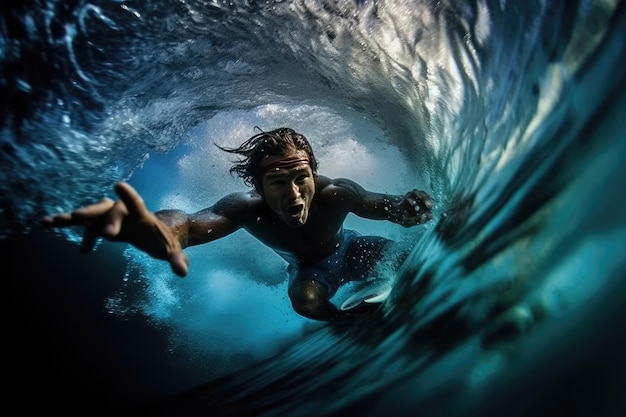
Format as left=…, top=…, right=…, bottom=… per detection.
left=340, top=282, right=392, bottom=312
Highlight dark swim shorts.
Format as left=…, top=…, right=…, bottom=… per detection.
left=287, top=229, right=393, bottom=296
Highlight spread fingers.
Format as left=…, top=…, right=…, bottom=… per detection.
left=102, top=199, right=129, bottom=238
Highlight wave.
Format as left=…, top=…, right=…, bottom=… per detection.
left=2, top=0, right=626, bottom=415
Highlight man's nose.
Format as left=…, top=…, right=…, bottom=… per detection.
left=288, top=182, right=301, bottom=199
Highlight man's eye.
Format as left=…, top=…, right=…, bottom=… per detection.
left=296, top=175, right=309, bottom=183
left=269, top=178, right=286, bottom=186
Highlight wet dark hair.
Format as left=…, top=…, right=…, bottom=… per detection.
left=216, top=127, right=318, bottom=188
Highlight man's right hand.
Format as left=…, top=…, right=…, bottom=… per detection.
left=42, top=182, right=189, bottom=277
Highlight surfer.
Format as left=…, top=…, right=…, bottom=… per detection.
left=43, top=128, right=433, bottom=321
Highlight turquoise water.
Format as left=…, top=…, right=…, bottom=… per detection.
left=2, top=0, right=625, bottom=414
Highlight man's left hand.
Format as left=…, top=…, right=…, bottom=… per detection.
left=396, top=189, right=434, bottom=227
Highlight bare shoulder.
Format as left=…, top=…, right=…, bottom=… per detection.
left=205, top=190, right=264, bottom=219
left=316, top=176, right=364, bottom=198
left=216, top=190, right=261, bottom=203
left=315, top=176, right=366, bottom=209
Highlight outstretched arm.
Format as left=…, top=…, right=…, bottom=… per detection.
left=329, top=178, right=434, bottom=227
left=42, top=182, right=242, bottom=277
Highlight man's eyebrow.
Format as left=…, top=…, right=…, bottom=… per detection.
left=263, top=171, right=289, bottom=179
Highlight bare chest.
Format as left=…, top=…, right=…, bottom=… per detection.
left=243, top=208, right=347, bottom=263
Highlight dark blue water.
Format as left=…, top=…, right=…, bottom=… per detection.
left=3, top=0, right=626, bottom=415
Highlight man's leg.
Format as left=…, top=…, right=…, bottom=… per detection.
left=288, top=279, right=340, bottom=321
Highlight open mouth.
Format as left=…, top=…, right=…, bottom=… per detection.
left=288, top=204, right=304, bottom=217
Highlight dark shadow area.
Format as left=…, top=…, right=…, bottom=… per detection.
left=4, top=227, right=198, bottom=413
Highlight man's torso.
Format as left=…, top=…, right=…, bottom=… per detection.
left=238, top=176, right=351, bottom=264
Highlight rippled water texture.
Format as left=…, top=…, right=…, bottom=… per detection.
left=2, top=0, right=625, bottom=415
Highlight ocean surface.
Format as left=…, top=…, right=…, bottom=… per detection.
left=3, top=0, right=626, bottom=415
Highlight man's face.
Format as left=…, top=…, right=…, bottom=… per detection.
left=259, top=151, right=315, bottom=228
